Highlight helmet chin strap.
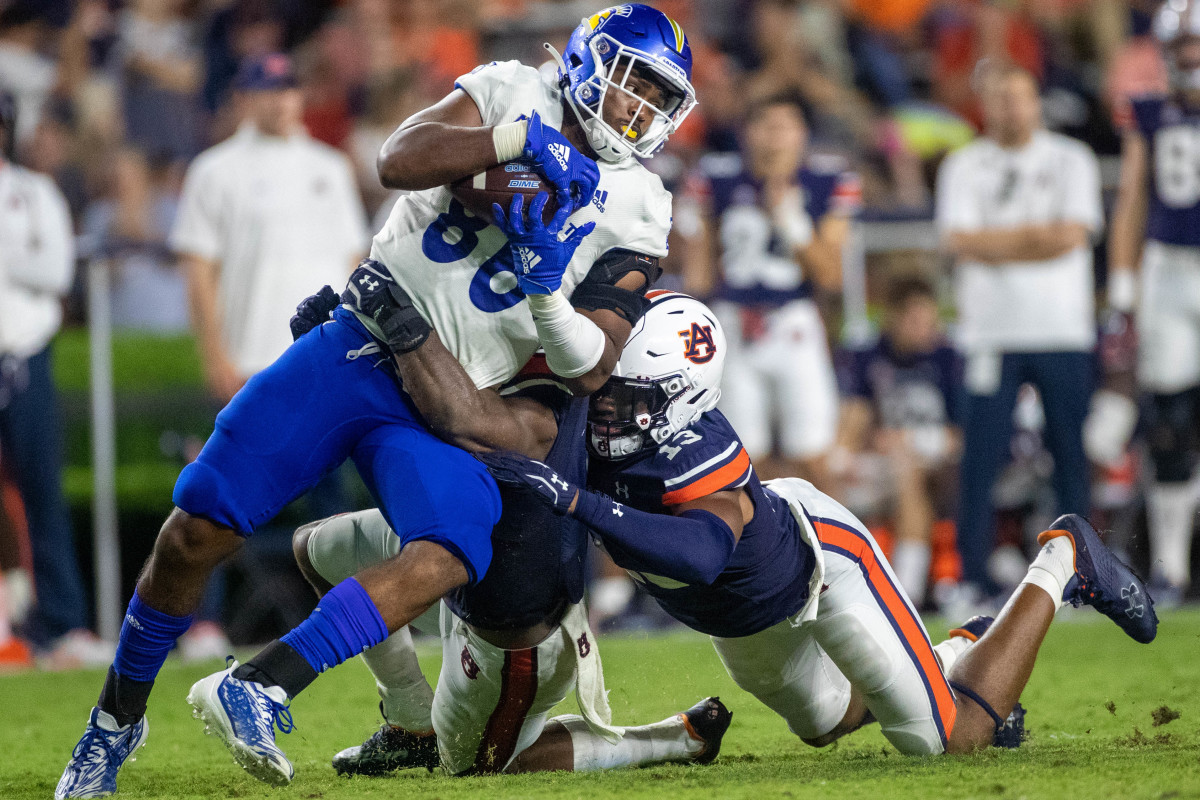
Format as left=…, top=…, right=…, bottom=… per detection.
left=545, top=41, right=634, bottom=164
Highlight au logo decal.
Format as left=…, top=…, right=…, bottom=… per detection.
left=679, top=323, right=716, bottom=364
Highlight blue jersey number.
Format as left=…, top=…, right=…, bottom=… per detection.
left=421, top=199, right=525, bottom=312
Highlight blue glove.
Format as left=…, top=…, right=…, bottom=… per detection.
left=289, top=285, right=341, bottom=341
left=492, top=193, right=595, bottom=295
left=523, top=110, right=600, bottom=212
left=476, top=450, right=579, bottom=515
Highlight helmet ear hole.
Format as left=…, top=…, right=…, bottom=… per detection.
left=569, top=53, right=583, bottom=68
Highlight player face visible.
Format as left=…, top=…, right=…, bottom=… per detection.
left=599, top=59, right=671, bottom=145
left=745, top=103, right=807, bottom=181
left=980, top=70, right=1041, bottom=147
left=240, top=87, right=304, bottom=137
left=888, top=295, right=940, bottom=354
left=588, top=385, right=653, bottom=435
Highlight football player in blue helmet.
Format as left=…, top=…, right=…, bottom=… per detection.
left=547, top=4, right=698, bottom=162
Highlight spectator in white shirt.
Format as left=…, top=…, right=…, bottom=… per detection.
left=170, top=52, right=369, bottom=403
left=935, top=62, right=1103, bottom=605
left=0, top=88, right=113, bottom=667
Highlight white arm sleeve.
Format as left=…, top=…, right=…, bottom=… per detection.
left=527, top=290, right=606, bottom=379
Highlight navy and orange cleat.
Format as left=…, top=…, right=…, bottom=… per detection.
left=681, top=697, right=732, bottom=765
left=1037, top=514, right=1158, bottom=644
left=947, top=616, right=1026, bottom=749
left=947, top=614, right=993, bottom=643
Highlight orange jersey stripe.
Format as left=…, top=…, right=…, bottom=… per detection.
left=661, top=448, right=751, bottom=506
left=811, top=520, right=958, bottom=742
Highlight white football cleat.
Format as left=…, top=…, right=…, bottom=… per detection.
left=186, top=659, right=295, bottom=785
left=56, top=708, right=148, bottom=798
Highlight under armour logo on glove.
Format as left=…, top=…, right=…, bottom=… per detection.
left=359, top=275, right=380, bottom=292
left=476, top=450, right=580, bottom=515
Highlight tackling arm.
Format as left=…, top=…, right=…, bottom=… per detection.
left=572, top=487, right=747, bottom=586
left=391, top=330, right=560, bottom=460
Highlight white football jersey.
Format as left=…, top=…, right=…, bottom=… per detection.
left=368, top=60, right=673, bottom=389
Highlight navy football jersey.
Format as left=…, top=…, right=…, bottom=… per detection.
left=695, top=151, right=857, bottom=307
left=586, top=410, right=817, bottom=638
left=446, top=359, right=590, bottom=631
left=1132, top=96, right=1200, bottom=247
left=840, top=335, right=963, bottom=430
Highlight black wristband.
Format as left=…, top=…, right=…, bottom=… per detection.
left=342, top=261, right=432, bottom=354
left=373, top=284, right=431, bottom=354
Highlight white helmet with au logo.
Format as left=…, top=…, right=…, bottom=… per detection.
left=588, top=291, right=727, bottom=459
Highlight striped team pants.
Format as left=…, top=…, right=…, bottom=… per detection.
left=713, top=479, right=957, bottom=755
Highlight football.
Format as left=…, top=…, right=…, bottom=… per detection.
left=449, top=160, right=561, bottom=226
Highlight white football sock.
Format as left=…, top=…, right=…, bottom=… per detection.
left=933, top=635, right=973, bottom=675
left=557, top=712, right=703, bottom=771
left=361, top=626, right=434, bottom=733
left=1147, top=481, right=1196, bottom=588
left=891, top=541, right=931, bottom=606
left=1020, top=534, right=1075, bottom=609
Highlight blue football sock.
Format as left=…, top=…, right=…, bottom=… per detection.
left=112, top=589, right=194, bottom=682
left=281, top=577, right=389, bottom=675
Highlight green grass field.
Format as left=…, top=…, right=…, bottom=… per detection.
left=5, top=609, right=1199, bottom=800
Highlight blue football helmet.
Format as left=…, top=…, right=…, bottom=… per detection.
left=547, top=4, right=697, bottom=162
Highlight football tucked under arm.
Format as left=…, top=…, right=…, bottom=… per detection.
left=449, top=161, right=561, bottom=226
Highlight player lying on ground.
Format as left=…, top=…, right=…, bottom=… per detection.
left=286, top=338, right=729, bottom=776
left=57, top=5, right=695, bottom=797
left=320, top=285, right=1158, bottom=757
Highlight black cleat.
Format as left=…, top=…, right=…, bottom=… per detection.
left=992, top=701, right=1026, bottom=749
left=681, top=697, right=732, bottom=765
left=331, top=715, right=438, bottom=777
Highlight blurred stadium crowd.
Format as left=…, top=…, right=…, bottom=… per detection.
left=0, top=0, right=1193, bottom=670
